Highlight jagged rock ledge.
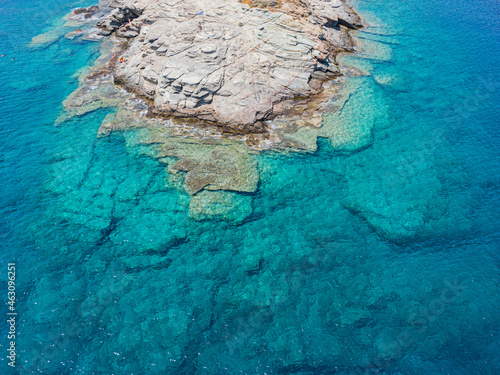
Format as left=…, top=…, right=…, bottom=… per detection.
left=78, top=0, right=363, bottom=133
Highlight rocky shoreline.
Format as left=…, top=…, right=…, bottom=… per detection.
left=35, top=0, right=368, bottom=221
left=71, top=0, right=363, bottom=132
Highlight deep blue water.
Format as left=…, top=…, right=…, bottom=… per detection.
left=0, top=0, right=499, bottom=374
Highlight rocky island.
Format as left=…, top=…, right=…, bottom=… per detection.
left=38, top=0, right=370, bottom=221
left=63, top=0, right=363, bottom=130
left=94, top=0, right=362, bottom=132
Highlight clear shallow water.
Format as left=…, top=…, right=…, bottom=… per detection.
left=0, top=0, right=499, bottom=374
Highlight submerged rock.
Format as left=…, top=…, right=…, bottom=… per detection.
left=64, top=29, right=84, bottom=40
left=169, top=147, right=259, bottom=195
left=28, top=29, right=65, bottom=48
left=189, top=190, right=253, bottom=222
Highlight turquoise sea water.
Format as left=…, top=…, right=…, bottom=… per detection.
left=0, top=0, right=499, bottom=373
